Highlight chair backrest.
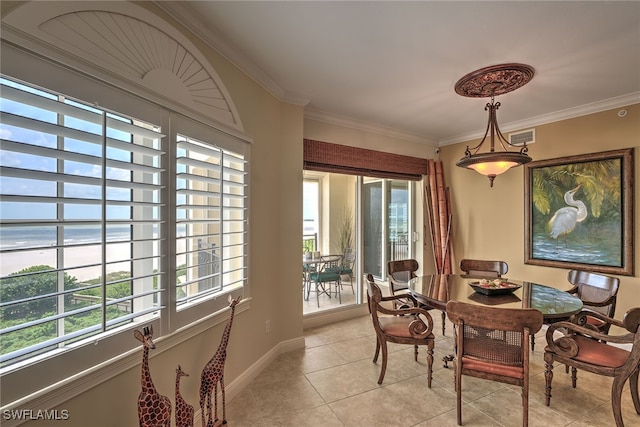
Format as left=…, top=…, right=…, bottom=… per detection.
left=320, top=255, right=342, bottom=274
left=342, top=249, right=356, bottom=267
left=446, top=300, right=543, bottom=374
left=567, top=269, right=620, bottom=317
left=459, top=259, right=508, bottom=277
left=387, top=259, right=419, bottom=294
left=447, top=300, right=542, bottom=426
left=366, top=273, right=384, bottom=318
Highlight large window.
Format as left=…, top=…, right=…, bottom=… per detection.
left=175, top=134, right=246, bottom=307
left=0, top=76, right=247, bottom=379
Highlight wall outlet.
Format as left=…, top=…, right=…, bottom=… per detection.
left=265, top=320, right=271, bottom=333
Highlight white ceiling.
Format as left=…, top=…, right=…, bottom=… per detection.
left=159, top=1, right=640, bottom=145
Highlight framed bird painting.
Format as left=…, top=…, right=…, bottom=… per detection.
left=524, top=148, right=634, bottom=276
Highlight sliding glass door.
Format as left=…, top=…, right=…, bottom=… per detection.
left=363, top=178, right=412, bottom=280
left=302, top=172, right=413, bottom=315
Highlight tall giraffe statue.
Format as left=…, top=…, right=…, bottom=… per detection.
left=175, top=365, right=194, bottom=427
left=134, top=326, right=172, bottom=427
left=199, top=295, right=242, bottom=427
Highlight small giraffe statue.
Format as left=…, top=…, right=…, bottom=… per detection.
left=175, top=365, right=194, bottom=427
left=199, top=295, right=242, bottom=427
left=134, top=326, right=172, bottom=427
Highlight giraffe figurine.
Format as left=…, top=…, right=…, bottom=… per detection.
left=134, top=326, right=172, bottom=427
left=175, top=365, right=194, bottom=427
left=200, top=295, right=242, bottom=427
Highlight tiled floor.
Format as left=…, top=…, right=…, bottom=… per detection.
left=226, top=313, right=639, bottom=426
left=302, top=277, right=358, bottom=315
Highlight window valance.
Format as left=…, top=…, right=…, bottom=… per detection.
left=303, top=139, right=428, bottom=181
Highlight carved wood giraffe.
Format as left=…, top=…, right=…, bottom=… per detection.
left=175, top=365, right=194, bottom=427
left=199, top=295, right=242, bottom=427
left=134, top=326, right=172, bottom=427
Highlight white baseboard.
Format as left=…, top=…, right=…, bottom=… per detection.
left=303, top=304, right=368, bottom=329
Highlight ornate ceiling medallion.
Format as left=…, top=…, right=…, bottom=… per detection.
left=454, top=63, right=535, bottom=98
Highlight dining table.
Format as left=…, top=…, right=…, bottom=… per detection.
left=406, top=274, right=584, bottom=321
left=406, top=274, right=584, bottom=362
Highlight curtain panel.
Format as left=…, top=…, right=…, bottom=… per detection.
left=303, top=139, right=428, bottom=181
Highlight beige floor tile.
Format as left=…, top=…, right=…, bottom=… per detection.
left=224, top=314, right=629, bottom=427
left=306, top=363, right=378, bottom=402
left=261, top=404, right=343, bottom=427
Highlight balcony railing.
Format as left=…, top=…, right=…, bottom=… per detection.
left=389, top=235, right=409, bottom=261
left=303, top=233, right=317, bottom=253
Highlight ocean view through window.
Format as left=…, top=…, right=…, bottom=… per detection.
left=0, top=76, right=163, bottom=367
left=1, top=75, right=248, bottom=378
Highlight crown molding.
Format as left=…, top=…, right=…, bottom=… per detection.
left=154, top=1, right=310, bottom=107
left=440, top=92, right=640, bottom=146
left=304, top=108, right=439, bottom=147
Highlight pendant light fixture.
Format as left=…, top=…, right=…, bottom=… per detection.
left=455, top=64, right=534, bottom=187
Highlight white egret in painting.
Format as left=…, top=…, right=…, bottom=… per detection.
left=548, top=185, right=587, bottom=248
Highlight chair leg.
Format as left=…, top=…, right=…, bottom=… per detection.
left=612, top=375, right=628, bottom=427
left=523, top=380, right=529, bottom=427
left=441, top=311, right=446, bottom=336
left=531, top=334, right=535, bottom=351
left=373, top=336, right=380, bottom=363
left=414, top=344, right=418, bottom=362
left=570, top=366, right=578, bottom=388
left=426, top=343, right=434, bottom=389
left=631, top=368, right=640, bottom=414
left=456, top=363, right=462, bottom=425
left=377, top=340, right=388, bottom=385
left=543, top=356, right=554, bottom=406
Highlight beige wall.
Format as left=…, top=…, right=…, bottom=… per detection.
left=439, top=104, right=640, bottom=322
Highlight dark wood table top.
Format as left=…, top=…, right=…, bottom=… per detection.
left=407, top=274, right=583, bottom=321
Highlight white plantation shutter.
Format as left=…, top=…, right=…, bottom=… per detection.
left=175, top=135, right=247, bottom=307
left=0, top=77, right=164, bottom=365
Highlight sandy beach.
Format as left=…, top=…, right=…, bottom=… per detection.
left=0, top=240, right=188, bottom=281
left=1, top=242, right=143, bottom=281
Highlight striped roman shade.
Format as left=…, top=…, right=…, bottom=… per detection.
left=303, top=139, right=428, bottom=180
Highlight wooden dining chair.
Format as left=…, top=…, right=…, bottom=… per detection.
left=388, top=259, right=446, bottom=335
left=446, top=301, right=543, bottom=427
left=459, top=258, right=508, bottom=277
left=544, top=307, right=640, bottom=427
left=366, top=274, right=435, bottom=386
left=532, top=269, right=620, bottom=351
left=566, top=269, right=620, bottom=333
